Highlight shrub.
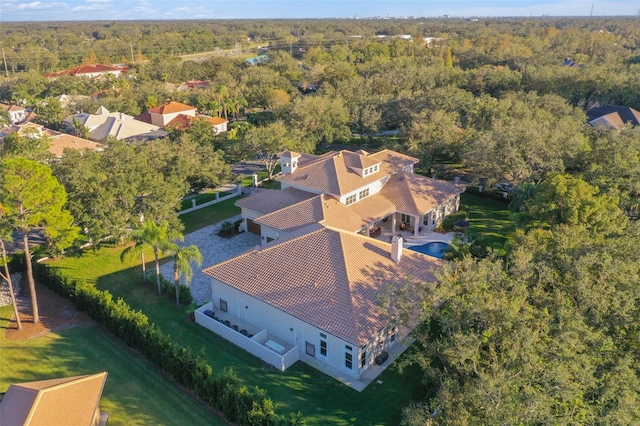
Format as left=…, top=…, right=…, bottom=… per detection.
left=440, top=211, right=469, bottom=232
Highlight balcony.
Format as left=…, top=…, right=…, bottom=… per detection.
left=195, top=303, right=298, bottom=371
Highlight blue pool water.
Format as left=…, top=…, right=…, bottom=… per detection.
left=409, top=242, right=450, bottom=259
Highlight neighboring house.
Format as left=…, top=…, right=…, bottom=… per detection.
left=64, top=106, right=167, bottom=142
left=147, top=101, right=197, bottom=127
left=46, top=131, right=107, bottom=157
left=0, top=122, right=45, bottom=139
left=0, top=104, right=27, bottom=124
left=0, top=122, right=106, bottom=157
left=587, top=105, right=640, bottom=130
left=136, top=100, right=228, bottom=133
left=45, top=64, right=126, bottom=79
left=166, top=114, right=228, bottom=133
left=0, top=372, right=108, bottom=426
left=197, top=148, right=465, bottom=383
left=56, top=94, right=90, bottom=109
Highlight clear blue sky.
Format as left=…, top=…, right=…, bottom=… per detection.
left=1, top=0, right=638, bottom=22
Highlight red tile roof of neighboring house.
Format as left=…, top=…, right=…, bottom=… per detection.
left=148, top=100, right=197, bottom=115
left=203, top=226, right=443, bottom=345
left=45, top=64, right=124, bottom=78
left=134, top=111, right=153, bottom=124
left=0, top=372, right=108, bottom=426
left=165, top=114, right=228, bottom=130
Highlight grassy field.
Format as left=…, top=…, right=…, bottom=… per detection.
left=460, top=192, right=516, bottom=248
left=0, top=306, right=223, bottom=426
left=48, top=245, right=426, bottom=425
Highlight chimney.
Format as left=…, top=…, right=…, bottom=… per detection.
left=391, top=235, right=403, bottom=264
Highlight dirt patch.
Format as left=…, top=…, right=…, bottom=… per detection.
left=4, top=281, right=93, bottom=341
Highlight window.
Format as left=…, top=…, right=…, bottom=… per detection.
left=390, top=327, right=396, bottom=342
left=373, top=164, right=379, bottom=172
left=363, top=168, right=369, bottom=176
left=360, top=346, right=367, bottom=368
left=319, top=333, right=328, bottom=357
left=401, top=214, right=410, bottom=223
left=220, top=299, right=228, bottom=312
left=358, top=188, right=369, bottom=200
left=345, top=345, right=353, bottom=369
left=345, top=194, right=357, bottom=205
left=306, top=341, right=316, bottom=357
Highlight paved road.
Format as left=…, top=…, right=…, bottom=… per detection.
left=4, top=230, right=46, bottom=255
left=231, top=161, right=264, bottom=176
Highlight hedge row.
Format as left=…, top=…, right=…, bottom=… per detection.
left=33, top=264, right=303, bottom=425
left=464, top=186, right=513, bottom=203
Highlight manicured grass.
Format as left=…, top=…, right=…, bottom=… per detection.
left=180, top=195, right=242, bottom=234
left=48, top=246, right=426, bottom=425
left=0, top=305, right=223, bottom=426
left=460, top=192, right=517, bottom=249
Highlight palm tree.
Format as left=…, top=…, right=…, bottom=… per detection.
left=121, top=220, right=181, bottom=295
left=168, top=244, right=202, bottom=304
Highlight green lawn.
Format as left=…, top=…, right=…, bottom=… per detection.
left=0, top=306, right=223, bottom=426
left=460, top=192, right=517, bottom=249
left=48, top=245, right=426, bottom=425
left=180, top=195, right=242, bottom=234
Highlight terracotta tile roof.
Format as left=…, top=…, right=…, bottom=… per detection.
left=166, top=114, right=228, bottom=130
left=255, top=194, right=366, bottom=233
left=47, top=132, right=107, bottom=157
left=148, top=100, right=197, bottom=115
left=235, top=187, right=318, bottom=215
left=346, top=192, right=397, bottom=225
left=203, top=227, right=443, bottom=345
left=0, top=372, right=107, bottom=426
left=278, top=150, right=418, bottom=197
left=134, top=111, right=153, bottom=124
left=45, top=64, right=123, bottom=78
left=381, top=172, right=465, bottom=216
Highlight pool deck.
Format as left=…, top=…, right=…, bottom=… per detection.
left=374, top=220, right=457, bottom=247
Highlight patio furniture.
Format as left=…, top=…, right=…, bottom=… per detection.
left=240, top=329, right=248, bottom=336
left=231, top=325, right=239, bottom=331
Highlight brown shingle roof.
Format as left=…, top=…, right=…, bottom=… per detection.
left=381, top=172, right=465, bottom=216
left=0, top=372, right=107, bottom=426
left=203, top=227, right=443, bottom=345
left=148, top=101, right=196, bottom=115
left=235, top=187, right=318, bottom=215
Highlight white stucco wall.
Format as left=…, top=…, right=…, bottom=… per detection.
left=339, top=178, right=386, bottom=205
left=210, top=278, right=394, bottom=379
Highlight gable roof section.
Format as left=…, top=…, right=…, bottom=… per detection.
left=381, top=172, right=465, bottom=216
left=203, top=227, right=443, bottom=346
left=235, top=187, right=317, bottom=215
left=278, top=150, right=418, bottom=197
left=148, top=101, right=197, bottom=115
left=0, top=372, right=107, bottom=426
left=255, top=194, right=366, bottom=233
left=66, top=109, right=166, bottom=141
left=587, top=105, right=640, bottom=129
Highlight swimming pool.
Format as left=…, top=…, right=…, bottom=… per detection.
left=408, top=242, right=450, bottom=259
